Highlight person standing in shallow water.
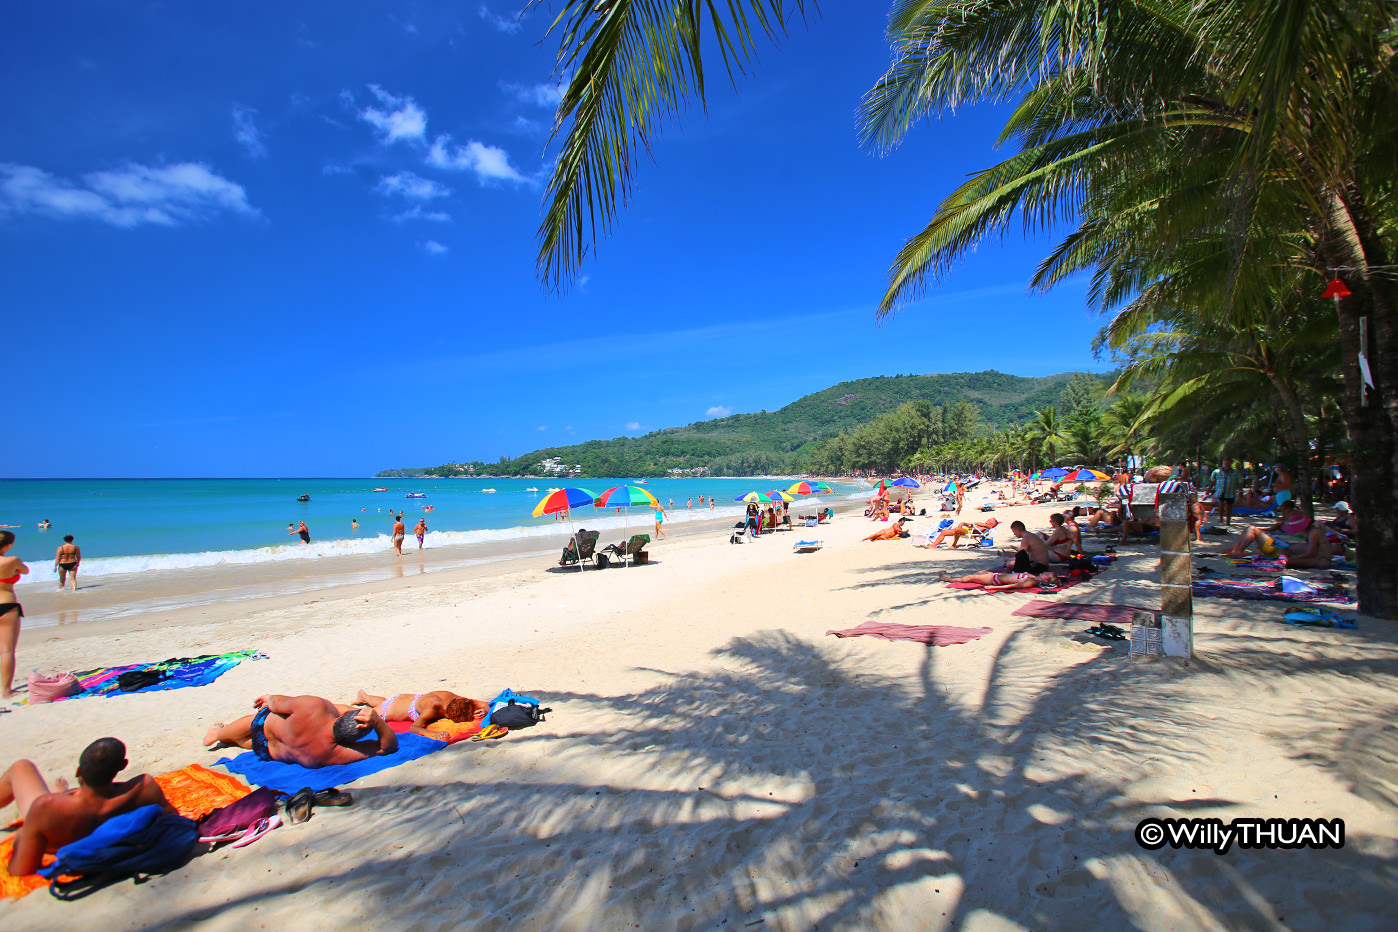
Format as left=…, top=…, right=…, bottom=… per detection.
left=413, top=518, right=427, bottom=550
left=290, top=521, right=310, bottom=544
left=653, top=502, right=668, bottom=540
left=54, top=534, right=80, bottom=592
left=0, top=531, right=29, bottom=699
left=392, top=515, right=406, bottom=556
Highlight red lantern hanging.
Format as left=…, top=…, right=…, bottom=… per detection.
left=1321, top=278, right=1352, bottom=299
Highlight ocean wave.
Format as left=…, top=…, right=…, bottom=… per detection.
left=19, top=504, right=755, bottom=583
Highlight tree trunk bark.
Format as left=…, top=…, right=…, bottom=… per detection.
left=1265, top=372, right=1314, bottom=519
left=1324, top=186, right=1398, bottom=620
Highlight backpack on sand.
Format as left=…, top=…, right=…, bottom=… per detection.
left=483, top=689, right=552, bottom=730
left=39, top=804, right=198, bottom=899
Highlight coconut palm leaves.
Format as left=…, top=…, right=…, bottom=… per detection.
left=534, top=0, right=808, bottom=287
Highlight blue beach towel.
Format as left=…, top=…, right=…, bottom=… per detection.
left=216, top=731, right=445, bottom=793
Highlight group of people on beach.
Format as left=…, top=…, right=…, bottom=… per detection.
left=1, top=530, right=83, bottom=701
left=0, top=682, right=491, bottom=877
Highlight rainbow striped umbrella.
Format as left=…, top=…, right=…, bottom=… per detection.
left=766, top=490, right=796, bottom=502
left=595, top=485, right=659, bottom=508
left=788, top=481, right=821, bottom=495
left=1065, top=468, right=1110, bottom=481
left=735, top=492, right=766, bottom=503
left=531, top=487, right=597, bottom=517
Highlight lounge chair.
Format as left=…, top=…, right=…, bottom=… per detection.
left=601, top=533, right=651, bottom=567
left=793, top=539, right=822, bottom=553
left=559, top=530, right=601, bottom=568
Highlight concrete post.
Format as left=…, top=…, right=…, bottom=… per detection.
left=1157, top=491, right=1194, bottom=658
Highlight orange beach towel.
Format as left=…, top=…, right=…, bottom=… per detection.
left=0, top=764, right=252, bottom=899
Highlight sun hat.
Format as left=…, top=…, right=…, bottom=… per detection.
left=1334, top=501, right=1351, bottom=512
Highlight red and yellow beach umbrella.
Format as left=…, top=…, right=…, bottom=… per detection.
left=531, top=487, right=597, bottom=517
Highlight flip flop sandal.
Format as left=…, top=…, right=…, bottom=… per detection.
left=313, top=788, right=354, bottom=807
left=282, top=787, right=314, bottom=824
left=470, top=724, right=509, bottom=742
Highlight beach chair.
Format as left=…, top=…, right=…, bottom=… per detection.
left=793, top=539, right=823, bottom=553
left=601, top=533, right=651, bottom=567
left=559, top=530, right=601, bottom=567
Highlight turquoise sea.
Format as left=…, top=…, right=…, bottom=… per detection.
left=0, top=477, right=859, bottom=583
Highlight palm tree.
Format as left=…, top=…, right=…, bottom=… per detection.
left=1025, top=406, right=1066, bottom=465
left=1102, top=395, right=1151, bottom=467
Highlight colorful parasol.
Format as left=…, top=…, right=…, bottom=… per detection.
left=891, top=477, right=921, bottom=488
left=532, top=487, right=597, bottom=517
left=787, top=481, right=821, bottom=495
left=1065, top=468, right=1110, bottom=481
left=766, top=490, right=796, bottom=502
left=734, top=492, right=766, bottom=503
left=594, top=485, right=660, bottom=508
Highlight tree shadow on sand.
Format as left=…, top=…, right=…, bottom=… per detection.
left=111, top=621, right=1398, bottom=932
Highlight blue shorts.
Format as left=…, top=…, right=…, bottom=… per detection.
left=250, top=706, right=273, bottom=762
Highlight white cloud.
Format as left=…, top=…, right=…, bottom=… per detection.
left=375, top=171, right=450, bottom=201
left=232, top=106, right=267, bottom=158
left=357, top=85, right=427, bottom=145
left=504, top=81, right=563, bottom=109
left=536, top=425, right=548, bottom=431
left=394, top=205, right=450, bottom=223
left=0, top=162, right=256, bottom=227
left=512, top=115, right=545, bottom=136
left=706, top=405, right=733, bottom=417
left=479, top=4, right=523, bottom=33
left=422, top=240, right=448, bottom=254
left=625, top=421, right=641, bottom=431
left=426, top=135, right=528, bottom=184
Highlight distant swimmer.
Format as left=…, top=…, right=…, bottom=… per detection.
left=351, top=519, right=359, bottom=531
left=38, top=519, right=51, bottom=530
left=687, top=498, right=692, bottom=510
left=291, top=521, right=311, bottom=544
left=392, top=515, right=406, bottom=556
left=414, top=518, right=427, bottom=550
left=54, top=535, right=80, bottom=592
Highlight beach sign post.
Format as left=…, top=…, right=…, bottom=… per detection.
left=1156, top=490, right=1195, bottom=659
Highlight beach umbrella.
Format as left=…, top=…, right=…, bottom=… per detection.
left=1065, top=468, right=1109, bottom=482
left=787, top=481, right=821, bottom=495
left=765, top=490, right=796, bottom=502
left=734, top=492, right=765, bottom=503
left=816, top=482, right=834, bottom=493
left=532, top=487, right=597, bottom=572
left=942, top=480, right=958, bottom=492
left=891, top=477, right=921, bottom=489
left=594, top=485, right=659, bottom=566
left=1041, top=467, right=1071, bottom=480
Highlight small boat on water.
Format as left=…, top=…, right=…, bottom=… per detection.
left=524, top=487, right=539, bottom=492
left=405, top=493, right=428, bottom=499
left=297, top=494, right=311, bottom=502
left=372, top=487, right=388, bottom=492
left=481, top=488, right=497, bottom=493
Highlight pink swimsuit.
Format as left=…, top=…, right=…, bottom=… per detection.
left=381, top=694, right=425, bottom=722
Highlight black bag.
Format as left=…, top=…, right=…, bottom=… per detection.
left=489, top=699, right=551, bottom=730
left=117, top=669, right=167, bottom=692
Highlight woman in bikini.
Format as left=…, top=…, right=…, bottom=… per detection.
left=353, top=689, right=488, bottom=735
left=0, top=531, right=30, bottom=699
left=54, top=534, right=80, bottom=592
left=938, top=568, right=1057, bottom=591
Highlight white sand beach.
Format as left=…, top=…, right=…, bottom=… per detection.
left=2, top=502, right=1394, bottom=930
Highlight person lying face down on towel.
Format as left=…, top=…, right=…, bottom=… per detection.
left=352, top=688, right=489, bottom=736
left=939, top=569, right=1057, bottom=591
left=203, top=694, right=398, bottom=768
left=1, top=737, right=176, bottom=876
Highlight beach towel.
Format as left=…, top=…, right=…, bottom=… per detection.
left=1010, top=601, right=1148, bottom=624
left=0, top=764, right=253, bottom=899
left=29, top=650, right=266, bottom=704
left=1192, top=579, right=1354, bottom=604
left=827, top=621, right=992, bottom=646
left=388, top=719, right=484, bottom=744
left=945, top=577, right=1085, bottom=595
left=216, top=732, right=445, bottom=793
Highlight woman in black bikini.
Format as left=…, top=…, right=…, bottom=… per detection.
left=54, top=534, right=80, bottom=592
left=0, top=531, right=30, bottom=699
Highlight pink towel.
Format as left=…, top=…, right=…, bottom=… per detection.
left=826, top=621, right=992, bottom=646
left=1009, top=601, right=1147, bottom=623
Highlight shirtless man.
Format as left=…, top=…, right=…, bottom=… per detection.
left=938, top=569, right=1057, bottom=591
left=353, top=688, right=488, bottom=736
left=413, top=518, right=427, bottom=550
left=392, top=516, right=406, bottom=556
left=203, top=694, right=398, bottom=768
left=54, top=535, right=80, bottom=592
left=1002, top=520, right=1055, bottom=573
left=924, top=517, right=998, bottom=549
left=2, top=737, right=175, bottom=877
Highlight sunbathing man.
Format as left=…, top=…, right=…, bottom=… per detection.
left=938, top=569, right=1057, bottom=591
left=353, top=688, right=489, bottom=736
left=203, top=694, right=397, bottom=768
left=2, top=737, right=176, bottom=876
left=1224, top=500, right=1313, bottom=559
left=1002, top=520, right=1055, bottom=574
left=924, top=517, right=999, bottom=549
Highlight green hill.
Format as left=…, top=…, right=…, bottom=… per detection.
left=382, top=370, right=1100, bottom=478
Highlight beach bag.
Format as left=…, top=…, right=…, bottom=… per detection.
left=483, top=689, right=551, bottom=730
left=117, top=669, right=167, bottom=692
left=26, top=671, right=81, bottom=703
left=39, top=804, right=198, bottom=899
left=199, top=787, right=280, bottom=839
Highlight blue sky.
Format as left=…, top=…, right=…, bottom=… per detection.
left=2, top=2, right=1104, bottom=478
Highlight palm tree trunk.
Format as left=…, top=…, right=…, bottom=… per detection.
left=1264, top=372, right=1313, bottom=519
left=1323, top=185, right=1398, bottom=620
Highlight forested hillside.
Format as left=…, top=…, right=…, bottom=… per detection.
left=380, top=370, right=1108, bottom=478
